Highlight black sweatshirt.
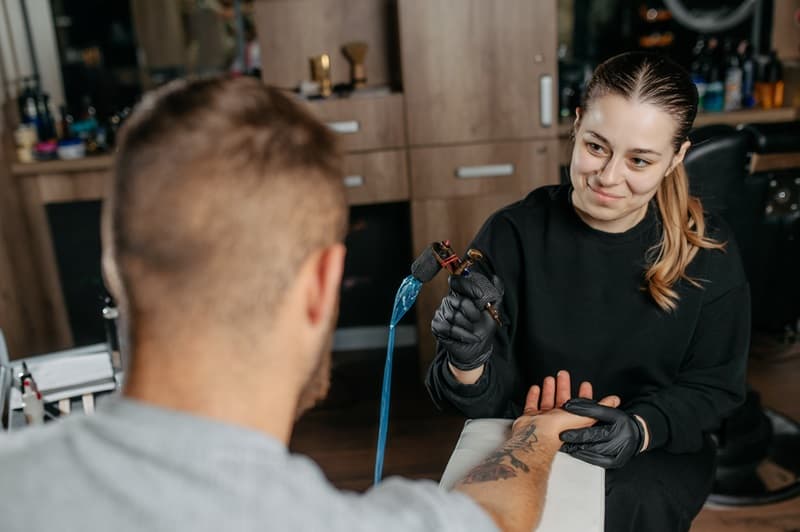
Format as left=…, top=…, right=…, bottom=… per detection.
left=427, top=185, right=750, bottom=454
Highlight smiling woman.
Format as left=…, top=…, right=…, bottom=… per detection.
left=426, top=52, right=751, bottom=532
left=570, top=52, right=726, bottom=312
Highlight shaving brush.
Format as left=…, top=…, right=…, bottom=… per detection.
left=342, top=41, right=368, bottom=89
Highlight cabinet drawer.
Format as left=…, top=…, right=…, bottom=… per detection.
left=343, top=149, right=409, bottom=205
left=303, top=93, right=406, bottom=152
left=409, top=140, right=560, bottom=200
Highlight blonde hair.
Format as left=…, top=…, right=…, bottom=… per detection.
left=581, top=52, right=725, bottom=312
left=646, top=164, right=725, bottom=312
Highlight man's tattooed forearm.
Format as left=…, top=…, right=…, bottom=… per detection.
left=460, top=422, right=539, bottom=484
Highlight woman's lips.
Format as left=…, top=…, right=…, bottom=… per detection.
left=588, top=184, right=623, bottom=201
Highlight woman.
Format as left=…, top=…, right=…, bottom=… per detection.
left=426, top=52, right=750, bottom=531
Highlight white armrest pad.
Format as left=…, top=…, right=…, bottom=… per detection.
left=439, top=418, right=604, bottom=532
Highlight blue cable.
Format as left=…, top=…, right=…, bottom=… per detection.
left=374, top=275, right=422, bottom=485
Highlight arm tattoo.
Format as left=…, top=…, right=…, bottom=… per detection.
left=460, top=422, right=539, bottom=484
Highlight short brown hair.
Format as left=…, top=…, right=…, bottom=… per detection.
left=106, top=77, right=346, bottom=338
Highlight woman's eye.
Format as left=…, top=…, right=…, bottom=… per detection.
left=631, top=158, right=651, bottom=168
left=586, top=142, right=606, bottom=155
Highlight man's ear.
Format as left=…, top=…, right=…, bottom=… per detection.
left=305, top=243, right=346, bottom=326
left=100, top=203, right=123, bottom=303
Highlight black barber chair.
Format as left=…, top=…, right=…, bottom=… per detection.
left=684, top=122, right=800, bottom=506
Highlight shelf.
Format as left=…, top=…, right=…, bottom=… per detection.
left=11, top=155, right=114, bottom=177
left=693, top=107, right=798, bottom=128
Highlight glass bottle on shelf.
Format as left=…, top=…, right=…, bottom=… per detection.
left=723, top=39, right=742, bottom=111
left=703, top=38, right=725, bottom=112
left=690, top=38, right=710, bottom=111
left=739, top=42, right=756, bottom=109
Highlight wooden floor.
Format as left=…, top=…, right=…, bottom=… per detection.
left=290, top=343, right=800, bottom=530
left=290, top=347, right=465, bottom=492
left=692, top=340, right=800, bottom=532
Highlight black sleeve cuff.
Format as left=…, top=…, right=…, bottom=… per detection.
left=440, top=358, right=492, bottom=398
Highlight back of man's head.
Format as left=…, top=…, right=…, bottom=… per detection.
left=103, top=77, right=346, bottom=348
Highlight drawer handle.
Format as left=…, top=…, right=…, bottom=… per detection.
left=455, top=164, right=515, bottom=179
left=540, top=74, right=553, bottom=128
left=327, top=120, right=360, bottom=134
left=343, top=175, right=365, bottom=188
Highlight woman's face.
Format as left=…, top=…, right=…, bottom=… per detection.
left=569, top=94, right=690, bottom=233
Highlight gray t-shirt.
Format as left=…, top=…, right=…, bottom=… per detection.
left=0, top=398, right=497, bottom=532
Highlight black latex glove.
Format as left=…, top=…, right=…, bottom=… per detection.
left=431, top=272, right=504, bottom=371
left=559, top=398, right=645, bottom=469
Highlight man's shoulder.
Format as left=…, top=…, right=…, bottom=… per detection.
left=342, top=477, right=498, bottom=531
left=0, top=418, right=74, bottom=468
left=0, top=419, right=87, bottom=522
left=0, top=417, right=498, bottom=532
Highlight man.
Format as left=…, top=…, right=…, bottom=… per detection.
left=0, top=77, right=618, bottom=532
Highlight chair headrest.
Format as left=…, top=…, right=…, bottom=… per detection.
left=738, top=121, right=800, bottom=154
left=685, top=125, right=750, bottom=213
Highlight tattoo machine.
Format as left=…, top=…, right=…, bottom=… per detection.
left=375, top=241, right=502, bottom=484
left=430, top=241, right=503, bottom=326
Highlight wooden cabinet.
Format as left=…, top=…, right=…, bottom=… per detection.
left=398, top=0, right=559, bottom=370
left=410, top=139, right=561, bottom=200
left=254, top=0, right=408, bottom=202
left=257, top=1, right=561, bottom=375
left=343, top=149, right=409, bottom=205
left=301, top=93, right=406, bottom=152
left=398, top=0, right=558, bottom=146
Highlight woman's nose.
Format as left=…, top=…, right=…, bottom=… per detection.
left=596, top=156, right=625, bottom=186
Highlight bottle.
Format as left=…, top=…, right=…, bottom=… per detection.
left=739, top=42, right=756, bottom=109
left=754, top=54, right=773, bottom=108
left=22, top=379, right=44, bottom=425
left=723, top=40, right=742, bottom=111
left=58, top=105, right=74, bottom=140
left=690, top=38, right=709, bottom=111
left=754, top=52, right=784, bottom=109
left=703, top=38, right=725, bottom=112
left=34, top=91, right=56, bottom=141
left=16, top=78, right=38, bottom=126
left=768, top=51, right=785, bottom=108
left=71, top=96, right=99, bottom=152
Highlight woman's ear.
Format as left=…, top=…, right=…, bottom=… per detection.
left=573, top=107, right=582, bottom=131
left=668, top=140, right=691, bottom=174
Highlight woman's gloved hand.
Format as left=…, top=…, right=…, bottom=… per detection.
left=558, top=398, right=646, bottom=469
left=431, top=272, right=504, bottom=371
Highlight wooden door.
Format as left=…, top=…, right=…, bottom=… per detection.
left=399, top=0, right=558, bottom=146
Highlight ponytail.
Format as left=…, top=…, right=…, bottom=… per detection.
left=645, top=163, right=725, bottom=312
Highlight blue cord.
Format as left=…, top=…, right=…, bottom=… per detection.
left=374, top=324, right=397, bottom=485
left=374, top=275, right=422, bottom=485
